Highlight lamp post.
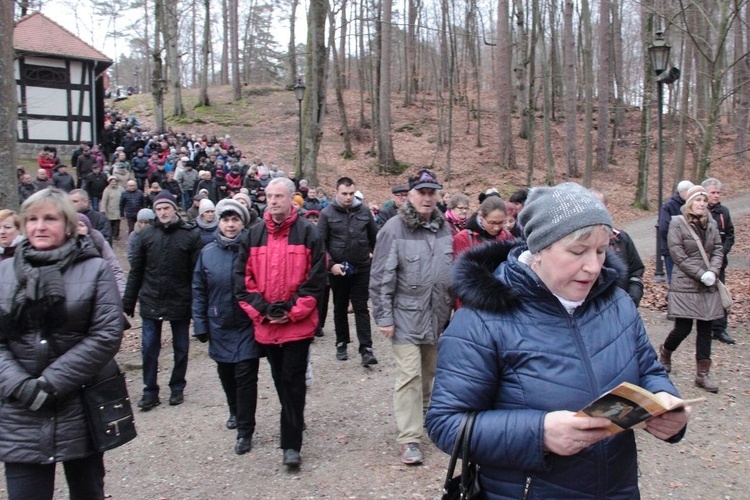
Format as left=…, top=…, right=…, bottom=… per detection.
left=294, top=76, right=306, bottom=175
left=649, top=32, right=672, bottom=281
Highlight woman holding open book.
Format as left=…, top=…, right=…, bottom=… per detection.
left=426, top=183, right=691, bottom=499
left=659, top=184, right=725, bottom=393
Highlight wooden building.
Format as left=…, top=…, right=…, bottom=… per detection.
left=13, top=12, right=113, bottom=146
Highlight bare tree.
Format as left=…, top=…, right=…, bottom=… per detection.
left=288, top=0, right=300, bottom=88
left=230, top=0, right=241, bottom=99
left=198, top=0, right=210, bottom=106
left=563, top=0, right=578, bottom=177
left=595, top=0, right=611, bottom=172
left=378, top=0, right=396, bottom=172
left=581, top=0, right=594, bottom=186
left=0, top=0, right=17, bottom=208
left=220, top=0, right=229, bottom=85
left=497, top=0, right=516, bottom=169
left=328, top=4, right=353, bottom=158
left=152, top=0, right=166, bottom=131
left=735, top=0, right=750, bottom=163
left=162, top=0, right=184, bottom=116
left=634, top=4, right=653, bottom=210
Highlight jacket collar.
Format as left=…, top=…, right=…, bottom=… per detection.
left=399, top=201, right=444, bottom=232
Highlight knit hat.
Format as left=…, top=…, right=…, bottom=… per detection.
left=233, top=193, right=252, bottom=208
left=519, top=182, right=613, bottom=253
left=299, top=179, right=309, bottom=187
left=152, top=191, right=179, bottom=210
left=408, top=169, right=442, bottom=190
left=199, top=198, right=216, bottom=216
left=137, top=208, right=156, bottom=221
left=77, top=213, right=93, bottom=234
left=293, top=194, right=304, bottom=208
left=107, top=175, right=117, bottom=183
left=304, top=210, right=320, bottom=219
left=684, top=185, right=708, bottom=206
left=216, top=198, right=250, bottom=226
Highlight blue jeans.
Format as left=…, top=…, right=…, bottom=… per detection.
left=182, top=190, right=194, bottom=212
left=141, top=318, right=190, bottom=398
left=90, top=197, right=100, bottom=212
left=664, top=255, right=675, bottom=282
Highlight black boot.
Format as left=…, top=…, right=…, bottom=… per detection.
left=713, top=331, right=736, bottom=345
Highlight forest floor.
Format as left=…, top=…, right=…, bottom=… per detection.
left=6, top=86, right=750, bottom=498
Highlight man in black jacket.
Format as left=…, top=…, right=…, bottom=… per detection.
left=123, top=191, right=203, bottom=410
left=702, top=178, right=736, bottom=344
left=378, top=184, right=409, bottom=225
left=657, top=180, right=693, bottom=281
left=318, top=177, right=379, bottom=365
left=82, top=164, right=108, bottom=213
left=69, top=189, right=112, bottom=244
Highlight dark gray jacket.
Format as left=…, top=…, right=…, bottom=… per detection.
left=0, top=238, right=124, bottom=463
left=318, top=198, right=378, bottom=272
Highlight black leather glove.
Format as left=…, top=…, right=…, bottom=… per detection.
left=195, top=333, right=209, bottom=343
left=123, top=306, right=135, bottom=318
left=13, top=378, right=50, bottom=411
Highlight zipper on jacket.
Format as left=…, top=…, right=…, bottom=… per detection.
left=522, top=476, right=532, bottom=499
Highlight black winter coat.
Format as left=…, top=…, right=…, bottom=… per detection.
left=120, top=189, right=146, bottom=219
left=123, top=217, right=203, bottom=320
left=318, top=199, right=378, bottom=272
left=658, top=192, right=684, bottom=256
left=0, top=238, right=124, bottom=463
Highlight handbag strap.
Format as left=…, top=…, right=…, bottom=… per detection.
left=460, top=411, right=477, bottom=494
left=442, top=412, right=474, bottom=492
left=678, top=216, right=711, bottom=268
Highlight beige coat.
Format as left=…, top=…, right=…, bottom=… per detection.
left=101, top=184, right=124, bottom=221
left=667, top=215, right=724, bottom=321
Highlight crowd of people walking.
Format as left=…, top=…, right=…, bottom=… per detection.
left=0, top=105, right=738, bottom=498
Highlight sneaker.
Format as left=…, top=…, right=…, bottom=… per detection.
left=361, top=348, right=378, bottom=366
left=400, top=443, right=423, bottom=465
left=226, top=414, right=237, bottom=429
left=713, top=331, right=736, bottom=345
left=169, top=391, right=184, bottom=406
left=336, top=343, right=348, bottom=361
left=283, top=449, right=301, bottom=468
left=138, top=395, right=161, bottom=412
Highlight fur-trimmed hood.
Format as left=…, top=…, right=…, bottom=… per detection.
left=451, top=240, right=628, bottom=313
left=399, top=201, right=445, bottom=232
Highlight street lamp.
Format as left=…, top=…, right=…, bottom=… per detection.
left=294, top=76, right=305, bottom=175
left=649, top=32, right=680, bottom=281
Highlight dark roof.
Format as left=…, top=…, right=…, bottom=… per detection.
left=14, top=12, right=112, bottom=63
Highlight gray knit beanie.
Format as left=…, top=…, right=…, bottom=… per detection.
left=216, top=198, right=250, bottom=227
left=520, top=182, right=613, bottom=253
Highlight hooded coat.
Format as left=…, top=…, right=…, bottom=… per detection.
left=0, top=238, right=123, bottom=463
left=426, top=242, right=681, bottom=499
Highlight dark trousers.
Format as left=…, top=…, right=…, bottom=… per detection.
left=265, top=339, right=311, bottom=451
left=664, top=317, right=713, bottom=360
left=216, top=359, right=260, bottom=439
left=664, top=255, right=675, bottom=282
left=109, top=219, right=120, bottom=240
left=317, top=284, right=330, bottom=335
left=126, top=217, right=137, bottom=234
left=330, top=269, right=372, bottom=354
left=5, top=452, right=105, bottom=500
left=141, top=318, right=190, bottom=398
left=711, top=268, right=729, bottom=334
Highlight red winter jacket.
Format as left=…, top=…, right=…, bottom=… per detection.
left=235, top=210, right=326, bottom=344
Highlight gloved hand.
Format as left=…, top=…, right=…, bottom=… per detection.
left=195, top=333, right=209, bottom=343
left=700, top=271, right=716, bottom=286
left=13, top=378, right=50, bottom=411
left=123, top=306, right=135, bottom=318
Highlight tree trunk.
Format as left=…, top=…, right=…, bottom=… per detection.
left=153, top=0, right=166, bottom=131
left=540, top=6, right=554, bottom=186
left=288, top=0, right=299, bottom=88
left=302, top=0, right=330, bottom=185
left=0, top=0, right=17, bottom=209
left=220, top=0, right=229, bottom=85
left=673, top=40, right=694, bottom=185
left=328, top=7, right=353, bottom=158
left=191, top=0, right=197, bottom=89
left=378, top=0, right=396, bottom=172
left=230, top=0, right=241, bottom=99
left=634, top=6, right=653, bottom=210
left=497, top=0, right=516, bottom=169
left=404, top=0, right=418, bottom=106
left=563, top=0, right=578, bottom=177
left=163, top=0, right=184, bottom=117
left=581, top=0, right=594, bottom=185
left=513, top=0, right=527, bottom=127
left=733, top=0, right=749, bottom=164
left=609, top=0, right=625, bottom=162
left=198, top=0, right=210, bottom=106
left=339, top=1, right=348, bottom=89
left=525, top=0, right=539, bottom=187
left=595, top=0, right=611, bottom=172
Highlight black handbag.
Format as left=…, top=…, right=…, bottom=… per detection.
left=442, top=412, right=482, bottom=500
left=81, top=368, right=137, bottom=452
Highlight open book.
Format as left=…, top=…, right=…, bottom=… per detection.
left=575, top=382, right=704, bottom=434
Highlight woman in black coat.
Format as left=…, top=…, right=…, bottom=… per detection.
left=0, top=188, right=124, bottom=500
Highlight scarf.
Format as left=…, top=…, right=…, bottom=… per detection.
left=445, top=209, right=467, bottom=231
left=1, top=238, right=78, bottom=339
left=196, top=215, right=218, bottom=231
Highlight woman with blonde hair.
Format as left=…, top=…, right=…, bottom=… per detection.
left=0, top=210, right=22, bottom=262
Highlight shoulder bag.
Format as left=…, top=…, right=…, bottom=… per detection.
left=679, top=216, right=732, bottom=310
left=81, top=367, right=138, bottom=452
left=441, top=411, right=482, bottom=500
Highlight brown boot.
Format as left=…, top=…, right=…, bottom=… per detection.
left=695, top=359, right=719, bottom=393
left=658, top=345, right=673, bottom=373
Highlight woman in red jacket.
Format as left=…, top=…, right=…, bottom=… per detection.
left=453, top=196, right=513, bottom=258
